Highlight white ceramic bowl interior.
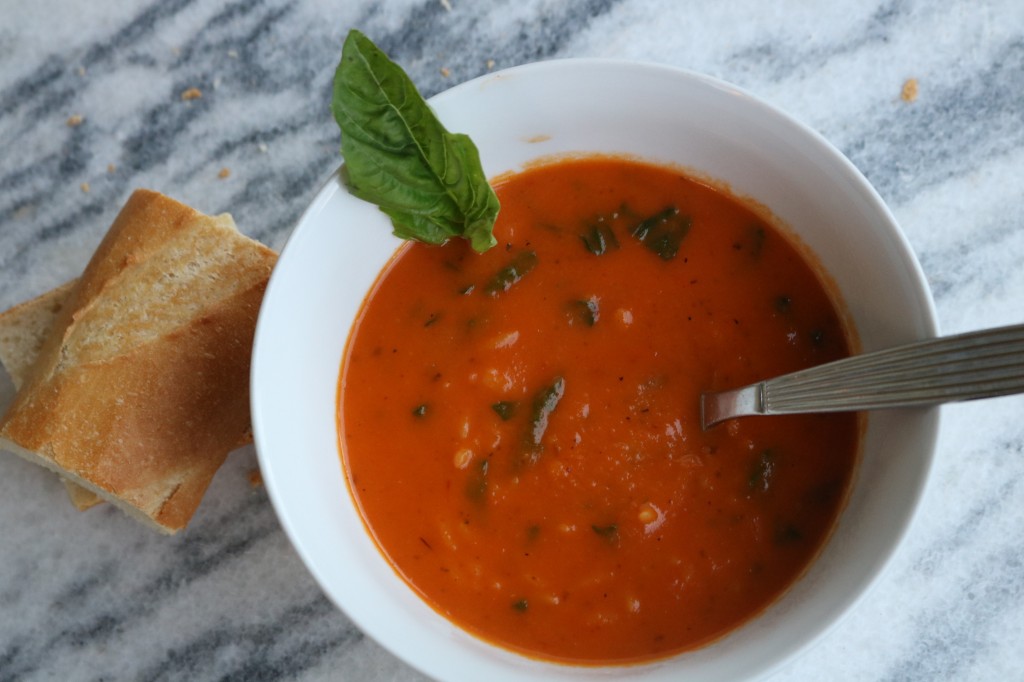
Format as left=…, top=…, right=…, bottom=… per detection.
left=251, top=60, right=939, bottom=682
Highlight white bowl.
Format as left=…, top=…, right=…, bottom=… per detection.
left=251, top=60, right=938, bottom=681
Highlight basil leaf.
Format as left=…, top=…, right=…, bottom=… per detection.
left=491, top=401, right=519, bottom=421
left=631, top=206, right=691, bottom=260
left=465, top=459, right=489, bottom=504
left=748, top=449, right=775, bottom=493
left=484, top=250, right=538, bottom=296
left=517, top=376, right=565, bottom=467
left=332, top=30, right=499, bottom=253
left=580, top=221, right=619, bottom=255
left=567, top=296, right=600, bottom=327
left=591, top=523, right=619, bottom=545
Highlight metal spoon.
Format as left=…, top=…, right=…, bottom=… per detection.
left=700, top=323, right=1024, bottom=430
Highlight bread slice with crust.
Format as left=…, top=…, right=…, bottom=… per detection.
left=0, top=277, right=258, bottom=511
left=0, top=281, right=77, bottom=384
left=0, top=190, right=276, bottom=533
left=0, top=281, right=103, bottom=510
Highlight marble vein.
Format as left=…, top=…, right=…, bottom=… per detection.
left=0, top=488, right=277, bottom=680
left=1, top=1, right=1023, bottom=680
left=723, top=0, right=912, bottom=85
left=136, top=597, right=361, bottom=682
left=358, top=0, right=625, bottom=98
left=843, top=37, right=1024, bottom=206
left=881, top=540, right=1024, bottom=681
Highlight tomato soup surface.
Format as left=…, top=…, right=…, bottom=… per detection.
left=339, top=157, right=858, bottom=664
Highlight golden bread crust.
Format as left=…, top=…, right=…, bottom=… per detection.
left=0, top=281, right=103, bottom=510
left=0, top=189, right=276, bottom=532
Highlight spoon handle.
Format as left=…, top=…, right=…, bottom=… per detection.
left=701, top=323, right=1024, bottom=429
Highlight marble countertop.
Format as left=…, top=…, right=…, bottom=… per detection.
left=2, top=1, right=1023, bottom=680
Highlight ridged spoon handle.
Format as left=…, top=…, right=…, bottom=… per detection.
left=700, top=323, right=1024, bottom=429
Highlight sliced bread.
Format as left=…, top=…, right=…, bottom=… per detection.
left=0, top=190, right=276, bottom=533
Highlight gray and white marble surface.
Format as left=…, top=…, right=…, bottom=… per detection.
left=2, top=1, right=1023, bottom=680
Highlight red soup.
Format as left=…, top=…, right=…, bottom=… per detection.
left=339, top=157, right=859, bottom=664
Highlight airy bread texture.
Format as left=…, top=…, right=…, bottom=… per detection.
left=0, top=190, right=276, bottom=533
left=0, top=281, right=77, bottom=384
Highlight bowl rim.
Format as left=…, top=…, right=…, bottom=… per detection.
left=251, top=57, right=940, bottom=681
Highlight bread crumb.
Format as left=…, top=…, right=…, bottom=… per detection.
left=181, top=87, right=202, bottom=101
left=107, top=164, right=117, bottom=174
left=66, top=114, right=84, bottom=127
left=218, top=167, right=231, bottom=179
left=13, top=204, right=35, bottom=220
left=80, top=182, right=90, bottom=193
left=901, top=78, right=919, bottom=103
left=257, top=142, right=268, bottom=153
left=440, top=67, right=451, bottom=78
left=486, top=59, right=495, bottom=71
left=228, top=49, right=239, bottom=59
left=439, top=0, right=452, bottom=10
left=248, top=469, right=263, bottom=487
left=75, top=66, right=86, bottom=77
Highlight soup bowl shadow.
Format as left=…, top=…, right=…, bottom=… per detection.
left=250, top=59, right=938, bottom=682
